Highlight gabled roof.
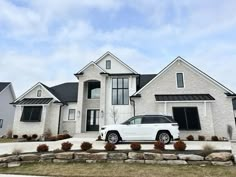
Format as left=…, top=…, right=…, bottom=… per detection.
left=133, top=56, right=235, bottom=96
left=75, top=61, right=107, bottom=75
left=95, top=51, right=138, bottom=74
left=137, top=74, right=157, bottom=91
left=0, top=82, right=11, bottom=93
left=14, top=82, right=78, bottom=104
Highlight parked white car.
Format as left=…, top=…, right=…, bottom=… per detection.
left=100, top=115, right=179, bottom=144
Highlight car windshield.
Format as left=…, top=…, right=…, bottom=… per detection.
left=121, top=117, right=135, bottom=124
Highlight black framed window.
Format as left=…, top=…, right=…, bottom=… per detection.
left=88, top=82, right=100, bottom=99
left=0, top=119, right=3, bottom=128
left=173, top=107, right=201, bottom=130
left=21, top=106, right=42, bottom=122
left=68, top=109, right=75, bottom=120
left=176, top=73, right=184, bottom=88
left=37, top=90, right=42, bottom=97
left=112, top=78, right=129, bottom=105
left=106, top=60, right=111, bottom=69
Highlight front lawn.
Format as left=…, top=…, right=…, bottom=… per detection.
left=0, top=138, right=15, bottom=143
left=0, top=163, right=235, bottom=177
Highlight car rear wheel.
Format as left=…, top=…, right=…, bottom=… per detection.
left=157, top=131, right=171, bottom=144
left=107, top=132, right=120, bottom=144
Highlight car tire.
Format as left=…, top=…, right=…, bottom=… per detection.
left=157, top=131, right=171, bottom=144
left=107, top=132, right=120, bottom=144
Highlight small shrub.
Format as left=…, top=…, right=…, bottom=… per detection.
left=32, top=134, right=38, bottom=139
left=6, top=129, right=13, bottom=138
left=104, top=143, right=116, bottom=151
left=12, top=148, right=22, bottom=155
left=96, top=135, right=102, bottom=141
left=154, top=141, right=165, bottom=151
left=201, top=144, right=214, bottom=157
left=186, top=135, right=194, bottom=141
left=198, top=135, right=205, bottom=141
left=211, top=136, right=219, bottom=141
left=130, top=142, right=141, bottom=151
left=61, top=141, right=73, bottom=151
left=26, top=136, right=32, bottom=141
left=22, top=134, right=28, bottom=139
left=13, top=135, right=18, bottom=139
left=37, top=144, right=49, bottom=152
left=173, top=140, right=186, bottom=151
left=80, top=142, right=92, bottom=151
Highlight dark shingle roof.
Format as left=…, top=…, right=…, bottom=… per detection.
left=0, top=82, right=10, bottom=93
left=155, top=94, right=215, bottom=101
left=137, top=74, right=156, bottom=91
left=45, top=82, right=78, bottom=103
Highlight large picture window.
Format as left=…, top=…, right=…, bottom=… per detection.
left=112, top=78, right=129, bottom=105
left=88, top=82, right=100, bottom=99
left=172, top=107, right=201, bottom=130
left=21, top=106, right=42, bottom=122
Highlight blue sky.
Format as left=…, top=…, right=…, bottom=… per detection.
left=1, top=0, right=236, bottom=96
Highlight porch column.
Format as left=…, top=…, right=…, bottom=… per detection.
left=76, top=80, right=84, bottom=133
left=100, top=76, right=107, bottom=127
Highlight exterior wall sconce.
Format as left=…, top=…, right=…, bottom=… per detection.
left=101, top=110, right=104, bottom=119
left=77, top=111, right=80, bottom=119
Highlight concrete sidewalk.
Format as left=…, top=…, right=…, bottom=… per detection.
left=0, top=137, right=231, bottom=155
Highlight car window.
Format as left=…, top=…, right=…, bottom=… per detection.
left=130, top=117, right=142, bottom=124
left=158, top=117, right=171, bottom=123
left=142, top=116, right=171, bottom=124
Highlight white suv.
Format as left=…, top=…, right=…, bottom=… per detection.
left=100, top=115, right=179, bottom=144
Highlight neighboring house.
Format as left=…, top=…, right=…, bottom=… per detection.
left=12, top=52, right=236, bottom=139
left=0, top=82, right=15, bottom=136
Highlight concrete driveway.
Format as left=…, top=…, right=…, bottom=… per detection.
left=0, top=137, right=231, bottom=155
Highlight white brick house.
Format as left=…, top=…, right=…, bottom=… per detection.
left=12, top=52, right=236, bottom=139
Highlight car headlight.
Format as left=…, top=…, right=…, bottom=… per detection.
left=101, top=127, right=106, bottom=130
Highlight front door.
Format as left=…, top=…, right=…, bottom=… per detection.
left=87, top=109, right=99, bottom=131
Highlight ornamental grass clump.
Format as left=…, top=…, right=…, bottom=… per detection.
left=173, top=140, right=186, bottom=151
left=130, top=142, right=141, bottom=151
left=104, top=142, right=116, bottom=151
left=80, top=142, right=92, bottom=151
left=154, top=141, right=165, bottom=151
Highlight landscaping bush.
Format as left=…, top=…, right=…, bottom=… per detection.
left=201, top=144, right=214, bottom=157
left=173, top=140, right=186, bottom=151
left=198, top=135, right=205, bottom=141
left=37, top=144, right=49, bottom=152
left=130, top=142, right=141, bottom=151
left=96, top=135, right=102, bottom=141
left=186, top=135, right=194, bottom=141
left=32, top=134, right=38, bottom=139
left=26, top=136, right=32, bottom=141
left=61, top=141, right=73, bottom=151
left=104, top=143, right=116, bottom=151
left=154, top=141, right=165, bottom=151
left=211, top=136, right=219, bottom=141
left=13, top=135, right=18, bottom=139
left=57, top=134, right=65, bottom=140
left=47, top=136, right=57, bottom=141
left=22, top=134, right=28, bottom=139
left=80, top=142, right=92, bottom=151
left=63, top=134, right=71, bottom=139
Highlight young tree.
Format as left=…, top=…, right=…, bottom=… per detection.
left=111, top=106, right=118, bottom=124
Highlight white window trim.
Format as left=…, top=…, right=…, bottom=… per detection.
left=176, top=72, right=185, bottom=89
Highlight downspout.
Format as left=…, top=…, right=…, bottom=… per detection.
left=57, top=104, right=64, bottom=135
left=130, top=97, right=136, bottom=117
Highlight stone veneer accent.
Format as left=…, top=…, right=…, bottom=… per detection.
left=0, top=151, right=234, bottom=168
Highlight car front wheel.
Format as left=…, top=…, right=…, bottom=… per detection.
left=107, top=132, right=120, bottom=144
left=157, top=131, right=171, bottom=144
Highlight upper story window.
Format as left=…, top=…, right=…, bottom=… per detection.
left=88, top=82, right=100, bottom=99
left=176, top=73, right=184, bottom=88
left=68, top=109, right=75, bottom=120
left=112, top=78, right=129, bottom=105
left=37, top=90, right=42, bottom=97
left=106, top=60, right=111, bottom=69
left=21, top=106, right=42, bottom=122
